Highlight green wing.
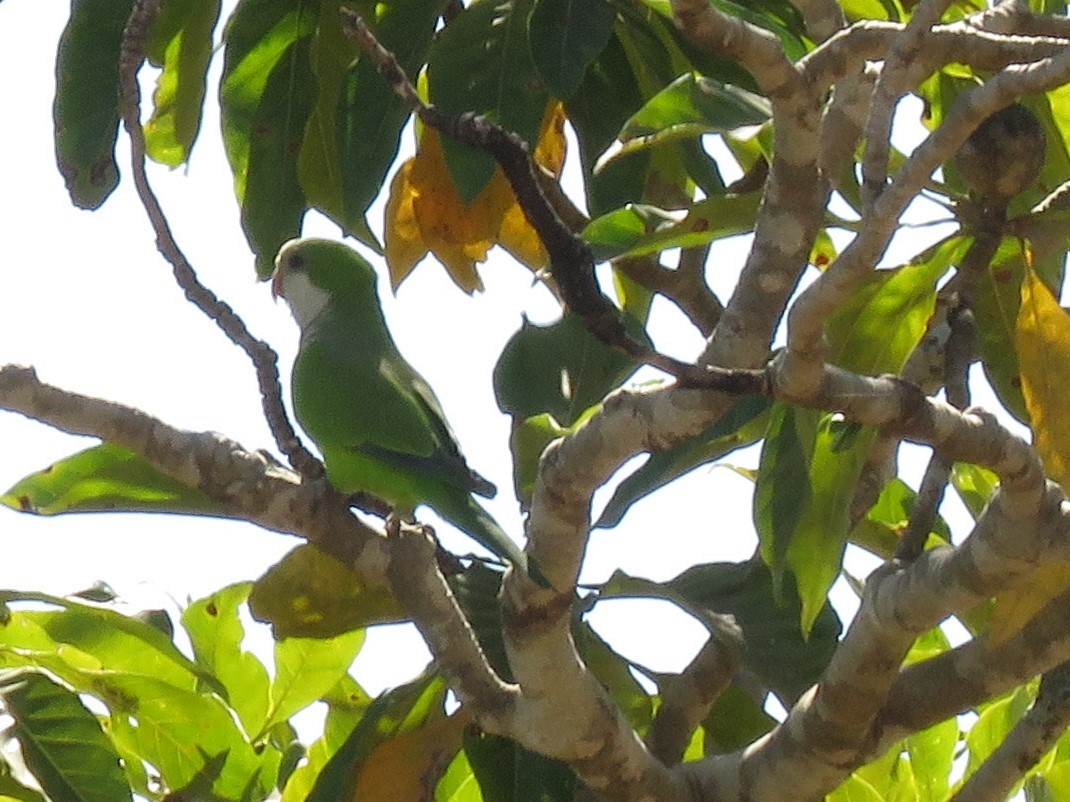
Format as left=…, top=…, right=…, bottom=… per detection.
left=293, top=322, right=493, bottom=497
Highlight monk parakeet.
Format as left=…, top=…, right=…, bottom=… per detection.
left=272, top=238, right=521, bottom=565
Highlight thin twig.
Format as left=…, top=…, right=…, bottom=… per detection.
left=117, top=0, right=321, bottom=481
left=894, top=296, right=976, bottom=561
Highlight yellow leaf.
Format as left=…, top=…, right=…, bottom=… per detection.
left=383, top=159, right=428, bottom=290
left=349, top=712, right=469, bottom=801
left=1016, top=265, right=1070, bottom=488
left=988, top=562, right=1070, bottom=647
left=534, top=101, right=567, bottom=178
left=249, top=544, right=406, bottom=638
left=986, top=265, right=1070, bottom=647
left=382, top=101, right=568, bottom=292
left=410, top=128, right=496, bottom=293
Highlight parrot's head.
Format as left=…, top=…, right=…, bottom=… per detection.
left=272, top=238, right=379, bottom=328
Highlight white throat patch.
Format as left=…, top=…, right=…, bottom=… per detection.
left=281, top=271, right=331, bottom=329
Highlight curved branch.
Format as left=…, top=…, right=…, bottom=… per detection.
left=117, top=0, right=321, bottom=480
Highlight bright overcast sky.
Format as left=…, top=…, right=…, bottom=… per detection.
left=0, top=3, right=1007, bottom=695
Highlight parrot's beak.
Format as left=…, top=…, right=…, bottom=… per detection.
left=270, top=267, right=284, bottom=301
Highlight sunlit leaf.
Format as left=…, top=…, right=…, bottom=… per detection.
left=143, top=0, right=222, bottom=166
left=950, top=462, right=999, bottom=521
left=964, top=686, right=1034, bottom=780
left=906, top=717, right=958, bottom=802
left=849, top=478, right=952, bottom=560
left=250, top=544, right=406, bottom=639
left=1017, top=265, right=1070, bottom=489
left=264, top=629, right=366, bottom=733
left=604, top=73, right=771, bottom=164
left=384, top=104, right=565, bottom=292
left=434, top=748, right=482, bottom=802
left=0, top=592, right=209, bottom=691
left=985, top=265, right=1070, bottom=646
left=756, top=407, right=874, bottom=633
left=0, top=671, right=131, bottom=802
left=1, top=443, right=223, bottom=516
left=181, top=583, right=272, bottom=738
left=582, top=193, right=761, bottom=263
left=220, top=0, right=317, bottom=276
left=826, top=236, right=960, bottom=376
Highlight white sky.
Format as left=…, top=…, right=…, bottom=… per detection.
left=0, top=3, right=1017, bottom=700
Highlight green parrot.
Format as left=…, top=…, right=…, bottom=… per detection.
left=271, top=237, right=522, bottom=566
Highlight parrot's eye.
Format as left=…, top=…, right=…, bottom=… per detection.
left=287, top=254, right=305, bottom=270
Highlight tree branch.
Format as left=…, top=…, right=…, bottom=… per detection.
left=646, top=624, right=742, bottom=766
left=117, top=0, right=320, bottom=480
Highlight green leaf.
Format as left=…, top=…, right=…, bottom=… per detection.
left=280, top=676, right=371, bottom=801
left=449, top=564, right=512, bottom=681
left=826, top=235, right=961, bottom=376
left=973, top=236, right=1031, bottom=423
left=307, top=671, right=447, bottom=801
left=428, top=0, right=547, bottom=202
left=0, top=762, right=48, bottom=802
left=582, top=194, right=761, bottom=263
left=493, top=312, right=647, bottom=425
left=950, top=462, right=1000, bottom=521
left=1, top=443, right=224, bottom=516
left=702, top=684, right=776, bottom=754
left=100, top=673, right=272, bottom=797
left=757, top=406, right=876, bottom=633
left=565, top=32, right=650, bottom=216
left=330, top=0, right=447, bottom=247
left=220, top=0, right=317, bottom=276
left=264, top=629, right=366, bottom=733
left=826, top=774, right=886, bottom=802
left=754, top=404, right=813, bottom=580
left=463, top=730, right=578, bottom=802
left=906, top=717, right=958, bottom=801
left=181, top=583, right=272, bottom=739
left=0, top=592, right=209, bottom=692
left=0, top=670, right=131, bottom=802
left=604, top=561, right=841, bottom=705
left=606, top=73, right=771, bottom=163
left=435, top=748, right=482, bottom=802
left=576, top=623, right=653, bottom=730
left=52, top=0, right=135, bottom=209
left=791, top=415, right=875, bottom=634
left=965, top=686, right=1034, bottom=781
left=143, top=0, right=222, bottom=166
left=596, top=395, right=772, bottom=529
left=849, top=478, right=951, bottom=560
left=249, top=544, right=406, bottom=639
left=527, top=0, right=616, bottom=99
left=509, top=413, right=574, bottom=510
